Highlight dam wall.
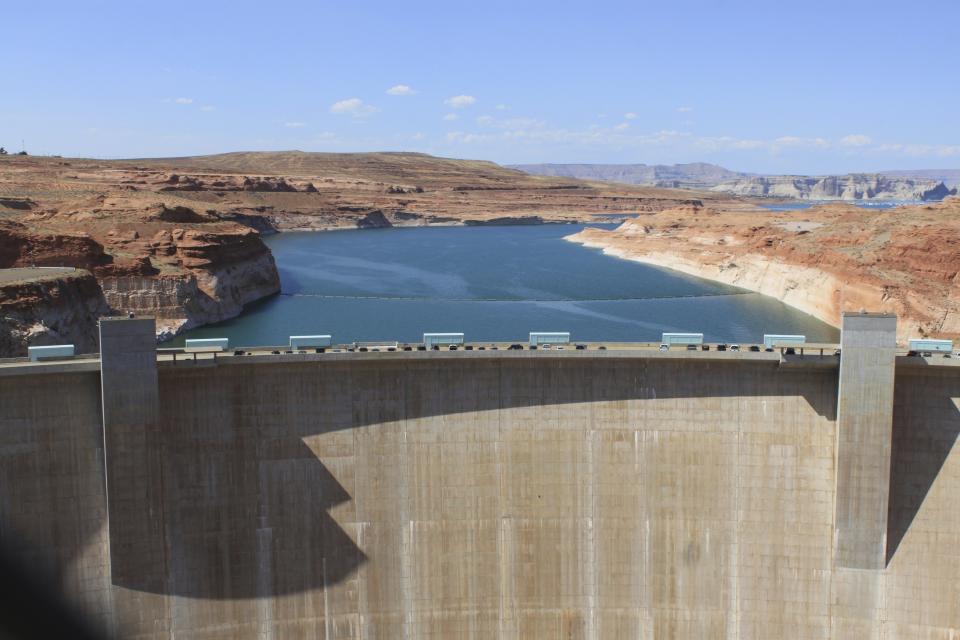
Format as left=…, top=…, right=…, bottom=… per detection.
left=1, top=317, right=960, bottom=639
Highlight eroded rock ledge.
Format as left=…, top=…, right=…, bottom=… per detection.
left=0, top=152, right=721, bottom=354
left=566, top=201, right=960, bottom=343
left=0, top=269, right=110, bottom=357
left=0, top=216, right=280, bottom=351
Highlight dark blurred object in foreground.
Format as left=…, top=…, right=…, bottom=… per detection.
left=0, top=531, right=107, bottom=640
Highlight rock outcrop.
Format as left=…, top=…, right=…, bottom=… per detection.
left=0, top=220, right=114, bottom=272
left=0, top=269, right=110, bottom=357
left=0, top=151, right=737, bottom=346
left=711, top=174, right=957, bottom=201
left=159, top=173, right=321, bottom=193
left=97, top=225, right=281, bottom=338
left=511, top=162, right=747, bottom=189
left=512, top=163, right=960, bottom=202
left=0, top=213, right=281, bottom=345
left=566, top=201, right=960, bottom=343
left=356, top=210, right=392, bottom=229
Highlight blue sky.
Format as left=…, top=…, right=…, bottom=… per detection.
left=3, top=0, right=958, bottom=174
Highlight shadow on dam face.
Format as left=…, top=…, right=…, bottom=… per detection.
left=10, top=346, right=960, bottom=635
left=120, top=438, right=368, bottom=600
left=886, top=369, right=960, bottom=565
left=96, top=356, right=841, bottom=600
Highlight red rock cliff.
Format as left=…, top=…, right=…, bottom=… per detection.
left=0, top=269, right=110, bottom=357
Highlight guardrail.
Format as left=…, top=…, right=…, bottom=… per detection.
left=153, top=341, right=843, bottom=360
left=10, top=329, right=955, bottom=366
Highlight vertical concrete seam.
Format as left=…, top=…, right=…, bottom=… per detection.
left=496, top=356, right=509, bottom=639
left=586, top=409, right=597, bottom=640
left=96, top=332, right=113, bottom=593
left=729, top=374, right=742, bottom=640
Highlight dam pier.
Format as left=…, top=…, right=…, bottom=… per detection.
left=2, top=312, right=960, bottom=638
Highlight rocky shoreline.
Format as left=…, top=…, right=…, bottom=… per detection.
left=0, top=151, right=717, bottom=355
left=565, top=200, right=960, bottom=344
left=7, top=150, right=955, bottom=355
left=567, top=233, right=849, bottom=331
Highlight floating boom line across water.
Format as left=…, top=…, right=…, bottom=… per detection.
left=277, top=291, right=755, bottom=303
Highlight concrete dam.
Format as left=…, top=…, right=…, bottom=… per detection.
left=1, top=313, right=959, bottom=639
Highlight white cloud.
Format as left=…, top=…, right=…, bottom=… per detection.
left=444, top=95, right=476, bottom=109
left=624, top=112, right=638, bottom=120
left=476, top=115, right=546, bottom=131
left=434, top=122, right=960, bottom=161
left=772, top=136, right=803, bottom=146
left=386, top=84, right=416, bottom=96
left=875, top=142, right=960, bottom=157
left=329, top=98, right=378, bottom=117
left=771, top=136, right=830, bottom=151
left=439, top=123, right=821, bottom=155
left=446, top=131, right=488, bottom=144
left=443, top=113, right=459, bottom=121
left=469, top=125, right=691, bottom=148
left=694, top=136, right=765, bottom=152
left=284, top=121, right=306, bottom=128
left=200, top=105, right=216, bottom=112
left=677, top=106, right=694, bottom=113
left=175, top=97, right=194, bottom=105
left=495, top=104, right=509, bottom=111
left=840, top=134, right=872, bottom=147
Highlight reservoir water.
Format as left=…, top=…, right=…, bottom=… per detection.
left=760, top=200, right=924, bottom=212
left=170, top=224, right=839, bottom=347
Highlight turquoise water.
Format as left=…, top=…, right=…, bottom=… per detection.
left=760, top=200, right=924, bottom=212
left=169, top=224, right=839, bottom=347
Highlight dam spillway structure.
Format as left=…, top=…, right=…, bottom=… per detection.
left=1, top=313, right=960, bottom=638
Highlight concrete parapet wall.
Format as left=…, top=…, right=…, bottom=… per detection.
left=1, top=330, right=960, bottom=638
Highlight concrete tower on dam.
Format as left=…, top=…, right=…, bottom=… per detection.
left=1, top=312, right=960, bottom=638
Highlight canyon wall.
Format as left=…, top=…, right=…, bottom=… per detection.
left=567, top=203, right=960, bottom=343
left=512, top=163, right=960, bottom=201
left=510, top=162, right=746, bottom=189
left=0, top=269, right=110, bottom=356
left=570, top=236, right=884, bottom=337
left=0, top=217, right=280, bottom=352
left=711, top=174, right=956, bottom=201
left=0, top=152, right=724, bottom=351
left=97, top=227, right=281, bottom=338
left=2, top=341, right=960, bottom=639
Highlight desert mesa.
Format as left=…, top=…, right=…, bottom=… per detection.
left=1, top=150, right=958, bottom=355
left=567, top=199, right=960, bottom=343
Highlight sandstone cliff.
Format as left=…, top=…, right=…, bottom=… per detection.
left=0, top=152, right=721, bottom=347
left=512, top=163, right=960, bottom=201
left=97, top=225, right=281, bottom=338
left=711, top=174, right=956, bottom=201
left=0, top=269, right=110, bottom=357
left=510, top=162, right=746, bottom=189
left=0, top=212, right=281, bottom=345
left=567, top=201, right=960, bottom=343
